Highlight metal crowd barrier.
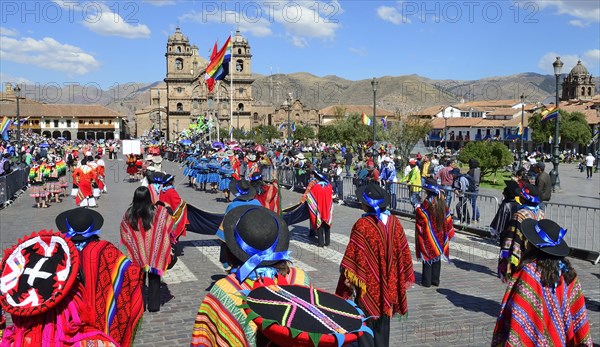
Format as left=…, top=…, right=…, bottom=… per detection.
left=0, top=166, right=30, bottom=207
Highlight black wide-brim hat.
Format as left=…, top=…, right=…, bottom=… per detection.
left=356, top=184, right=390, bottom=210
left=229, top=179, right=257, bottom=201
left=55, top=207, right=104, bottom=242
left=503, top=180, right=520, bottom=198
left=516, top=184, right=540, bottom=206
left=240, top=284, right=370, bottom=347
left=223, top=205, right=289, bottom=266
left=422, top=177, right=441, bottom=194
left=521, top=219, right=570, bottom=257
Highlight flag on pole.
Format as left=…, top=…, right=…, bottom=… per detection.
left=205, top=36, right=232, bottom=81
left=229, top=125, right=234, bottom=137
left=381, top=116, right=387, bottom=130
left=590, top=129, right=599, bottom=145
left=361, top=112, right=371, bottom=126
left=540, top=106, right=559, bottom=123
left=206, top=41, right=218, bottom=92
left=0, top=116, right=13, bottom=140
left=291, top=122, right=297, bottom=132
left=517, top=122, right=523, bottom=135
left=278, top=123, right=286, bottom=131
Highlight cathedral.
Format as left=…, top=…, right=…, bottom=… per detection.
left=561, top=60, right=596, bottom=101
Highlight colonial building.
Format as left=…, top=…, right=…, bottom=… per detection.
left=561, top=60, right=596, bottom=101
left=1, top=85, right=124, bottom=140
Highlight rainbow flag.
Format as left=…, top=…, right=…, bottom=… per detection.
left=206, top=36, right=232, bottom=81
left=1, top=116, right=13, bottom=140
left=206, top=41, right=218, bottom=92
left=540, top=106, right=558, bottom=123
left=361, top=112, right=372, bottom=126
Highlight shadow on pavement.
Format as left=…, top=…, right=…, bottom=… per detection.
left=436, top=288, right=500, bottom=317
left=585, top=297, right=600, bottom=312
left=451, top=258, right=497, bottom=277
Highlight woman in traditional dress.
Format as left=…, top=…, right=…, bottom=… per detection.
left=28, top=160, right=48, bottom=208
left=44, top=159, right=63, bottom=204
left=120, top=186, right=175, bottom=312
left=126, top=154, right=138, bottom=181
left=415, top=177, right=455, bottom=287
left=194, top=157, right=209, bottom=191
left=492, top=219, right=593, bottom=346
left=219, top=158, right=234, bottom=202
left=206, top=155, right=221, bottom=193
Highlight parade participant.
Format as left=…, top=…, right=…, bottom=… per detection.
left=415, top=178, right=455, bottom=287
left=336, top=184, right=414, bottom=347
left=219, top=158, right=235, bottom=202
left=159, top=174, right=189, bottom=241
left=147, top=171, right=164, bottom=204
left=135, top=154, right=144, bottom=180
left=44, top=158, right=63, bottom=204
left=195, top=156, right=209, bottom=191
left=190, top=206, right=311, bottom=347
left=207, top=155, right=221, bottom=193
left=87, top=158, right=101, bottom=200
left=96, top=155, right=106, bottom=193
left=56, top=156, right=69, bottom=198
left=28, top=159, right=48, bottom=208
left=250, top=171, right=281, bottom=214
left=245, top=153, right=260, bottom=180
left=302, top=170, right=333, bottom=247
left=55, top=208, right=145, bottom=346
left=73, top=158, right=97, bottom=207
left=120, top=186, right=175, bottom=312
left=126, top=154, right=138, bottom=181
left=183, top=154, right=198, bottom=187
left=498, top=184, right=545, bottom=281
left=492, top=219, right=593, bottom=346
left=490, top=180, right=520, bottom=240
left=152, top=155, right=163, bottom=172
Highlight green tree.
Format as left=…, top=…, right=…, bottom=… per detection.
left=317, top=125, right=339, bottom=143
left=458, top=141, right=513, bottom=182
left=253, top=125, right=279, bottom=142
left=384, top=118, right=432, bottom=167
left=293, top=125, right=315, bottom=141
left=528, top=109, right=591, bottom=147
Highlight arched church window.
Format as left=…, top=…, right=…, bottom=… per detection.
left=175, top=58, right=183, bottom=70
left=177, top=103, right=183, bottom=111
left=236, top=60, right=244, bottom=72
left=238, top=103, right=244, bottom=112
left=588, top=87, right=592, bottom=96
left=238, top=48, right=242, bottom=55
left=177, top=46, right=181, bottom=53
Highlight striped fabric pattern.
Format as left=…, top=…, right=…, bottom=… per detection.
left=499, top=208, right=545, bottom=278
left=256, top=181, right=281, bottom=214
left=336, top=215, right=415, bottom=318
left=306, top=182, right=333, bottom=230
left=105, top=255, right=131, bottom=335
left=120, top=205, right=175, bottom=276
left=191, top=268, right=309, bottom=347
left=415, top=200, right=455, bottom=262
left=492, top=262, right=593, bottom=347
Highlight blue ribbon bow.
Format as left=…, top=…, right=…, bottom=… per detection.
left=521, top=188, right=540, bottom=204
left=65, top=220, right=100, bottom=240
left=234, top=208, right=290, bottom=282
left=235, top=183, right=249, bottom=197
left=362, top=191, right=384, bottom=220
left=249, top=174, right=262, bottom=181
left=423, top=183, right=440, bottom=195
left=534, top=223, right=567, bottom=248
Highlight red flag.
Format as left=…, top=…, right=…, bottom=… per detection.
left=207, top=41, right=218, bottom=92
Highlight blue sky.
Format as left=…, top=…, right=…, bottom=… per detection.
left=1, top=0, right=599, bottom=90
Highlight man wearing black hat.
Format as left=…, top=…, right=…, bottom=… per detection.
left=492, top=219, right=592, bottom=346
left=191, top=206, right=311, bottom=346
left=336, top=184, right=414, bottom=347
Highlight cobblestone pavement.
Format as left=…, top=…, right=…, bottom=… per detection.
left=0, top=159, right=598, bottom=346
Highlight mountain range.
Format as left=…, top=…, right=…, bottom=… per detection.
left=14, top=73, right=599, bottom=121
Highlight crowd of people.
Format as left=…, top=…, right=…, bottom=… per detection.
left=0, top=136, right=595, bottom=346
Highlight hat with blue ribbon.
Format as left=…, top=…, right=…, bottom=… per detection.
left=55, top=207, right=104, bottom=242
left=422, top=177, right=441, bottom=195
left=521, top=219, right=570, bottom=257
left=516, top=184, right=540, bottom=206
left=223, top=206, right=290, bottom=282
left=312, top=170, right=329, bottom=183
left=356, top=184, right=390, bottom=220
left=229, top=179, right=257, bottom=201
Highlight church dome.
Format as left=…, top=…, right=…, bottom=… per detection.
left=569, top=60, right=589, bottom=76
left=168, top=27, right=189, bottom=43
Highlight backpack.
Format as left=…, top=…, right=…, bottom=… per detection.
left=463, top=174, right=477, bottom=192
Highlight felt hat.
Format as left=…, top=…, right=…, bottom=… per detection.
left=503, top=180, right=520, bottom=198
left=217, top=151, right=227, bottom=158
left=312, top=170, right=329, bottom=183
left=229, top=179, right=257, bottom=201
left=247, top=153, right=257, bottom=162
left=225, top=149, right=234, bottom=156
left=152, top=156, right=163, bottom=164
left=222, top=206, right=289, bottom=281
left=162, top=174, right=175, bottom=184
left=55, top=207, right=104, bottom=242
left=0, top=231, right=80, bottom=317
left=249, top=172, right=263, bottom=182
left=240, top=284, right=371, bottom=347
left=422, top=177, right=441, bottom=195
left=356, top=184, right=390, bottom=212
left=295, top=153, right=305, bottom=160
left=516, top=184, right=540, bottom=206
left=521, top=219, right=570, bottom=257
left=145, top=154, right=153, bottom=161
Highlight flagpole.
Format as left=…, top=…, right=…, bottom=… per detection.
left=216, top=81, right=220, bottom=143
left=230, top=32, right=234, bottom=142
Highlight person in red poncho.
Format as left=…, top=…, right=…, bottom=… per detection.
left=249, top=171, right=281, bottom=214
left=158, top=174, right=188, bottom=241
left=336, top=184, right=414, bottom=347
left=300, top=170, right=333, bottom=247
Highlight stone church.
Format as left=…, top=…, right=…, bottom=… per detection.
left=561, top=60, right=596, bottom=101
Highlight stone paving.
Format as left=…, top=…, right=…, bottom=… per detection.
left=0, top=158, right=598, bottom=346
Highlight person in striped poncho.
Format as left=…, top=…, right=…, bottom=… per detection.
left=492, top=219, right=593, bottom=346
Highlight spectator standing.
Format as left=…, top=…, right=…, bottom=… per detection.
left=451, top=168, right=471, bottom=224
left=534, top=163, right=552, bottom=205
left=404, top=159, right=422, bottom=207
left=343, top=149, right=353, bottom=176
left=467, top=159, right=481, bottom=223
left=435, top=159, right=455, bottom=207
left=585, top=152, right=595, bottom=179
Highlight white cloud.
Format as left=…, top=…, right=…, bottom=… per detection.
left=348, top=47, right=367, bottom=56
left=179, top=10, right=273, bottom=37
left=142, top=0, right=176, bottom=6
left=274, top=2, right=341, bottom=41
left=0, top=72, right=32, bottom=85
left=0, top=36, right=100, bottom=75
left=585, top=49, right=600, bottom=62
left=290, top=35, right=308, bottom=48
left=377, top=6, right=407, bottom=25
left=538, top=52, right=586, bottom=74
left=82, top=3, right=151, bottom=39
left=0, top=27, right=18, bottom=36
left=523, top=0, right=600, bottom=27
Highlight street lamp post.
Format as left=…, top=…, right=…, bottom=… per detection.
left=371, top=78, right=378, bottom=143
left=519, top=94, right=525, bottom=169
left=286, top=93, right=293, bottom=142
left=443, top=108, right=449, bottom=150
left=551, top=57, right=563, bottom=192
left=13, top=85, right=22, bottom=164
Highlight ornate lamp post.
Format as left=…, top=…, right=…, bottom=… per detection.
left=443, top=108, right=449, bottom=150
left=519, top=94, right=525, bottom=169
left=550, top=57, right=563, bottom=191
left=13, top=84, right=22, bottom=164
left=284, top=93, right=293, bottom=142
left=371, top=78, right=378, bottom=143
